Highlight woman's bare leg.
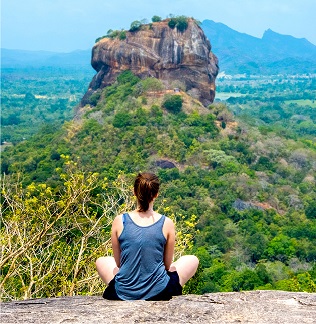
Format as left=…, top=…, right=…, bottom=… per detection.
left=95, top=256, right=119, bottom=285
left=169, top=255, right=199, bottom=286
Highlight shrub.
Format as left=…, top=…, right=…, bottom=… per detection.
left=162, top=95, right=183, bottom=113
left=89, top=91, right=101, bottom=106
left=305, top=201, right=316, bottom=219
left=130, top=20, right=142, bottom=32
left=113, top=112, right=131, bottom=128
left=119, top=31, right=126, bottom=40
left=95, top=35, right=106, bottom=43
left=117, top=70, right=140, bottom=86
left=168, top=18, right=177, bottom=29
left=168, top=16, right=189, bottom=32
left=175, top=16, right=188, bottom=32
left=152, top=15, right=162, bottom=22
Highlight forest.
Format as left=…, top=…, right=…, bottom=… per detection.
left=1, top=67, right=316, bottom=300
left=1, top=66, right=94, bottom=144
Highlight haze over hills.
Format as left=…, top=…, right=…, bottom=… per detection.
left=1, top=19, right=316, bottom=75
left=1, top=48, right=92, bottom=69
left=201, top=20, right=316, bottom=74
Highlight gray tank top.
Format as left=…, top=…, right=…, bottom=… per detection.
left=114, top=213, right=169, bottom=300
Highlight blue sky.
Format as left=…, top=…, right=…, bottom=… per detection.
left=1, top=0, right=316, bottom=52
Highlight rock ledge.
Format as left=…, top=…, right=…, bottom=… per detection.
left=1, top=290, right=316, bottom=323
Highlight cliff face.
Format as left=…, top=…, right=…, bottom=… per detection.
left=81, top=19, right=219, bottom=106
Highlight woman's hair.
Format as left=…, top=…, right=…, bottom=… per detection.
left=134, top=172, right=160, bottom=212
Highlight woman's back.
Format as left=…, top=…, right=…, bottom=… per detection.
left=96, top=172, right=199, bottom=301
left=114, top=213, right=169, bottom=300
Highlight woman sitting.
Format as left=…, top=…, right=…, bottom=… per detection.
left=96, top=172, right=199, bottom=300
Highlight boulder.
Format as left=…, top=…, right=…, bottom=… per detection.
left=81, top=19, right=219, bottom=107
left=2, top=291, right=316, bottom=323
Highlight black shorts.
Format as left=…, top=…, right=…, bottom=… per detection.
left=103, top=271, right=182, bottom=301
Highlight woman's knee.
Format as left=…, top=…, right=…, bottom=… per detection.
left=188, top=255, right=199, bottom=268
left=179, top=255, right=199, bottom=267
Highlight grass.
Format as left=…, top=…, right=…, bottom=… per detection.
left=285, top=99, right=316, bottom=108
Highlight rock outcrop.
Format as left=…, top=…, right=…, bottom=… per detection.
left=81, top=19, right=218, bottom=107
left=2, top=291, right=316, bottom=323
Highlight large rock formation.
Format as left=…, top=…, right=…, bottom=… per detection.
left=2, top=291, right=316, bottom=323
left=81, top=19, right=219, bottom=107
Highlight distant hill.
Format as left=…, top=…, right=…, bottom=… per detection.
left=202, top=19, right=316, bottom=74
left=2, top=20, right=316, bottom=75
left=1, top=48, right=91, bottom=68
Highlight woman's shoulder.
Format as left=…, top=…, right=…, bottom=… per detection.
left=112, top=214, right=124, bottom=228
left=163, top=215, right=175, bottom=228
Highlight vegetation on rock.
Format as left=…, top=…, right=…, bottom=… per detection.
left=168, top=16, right=189, bottom=32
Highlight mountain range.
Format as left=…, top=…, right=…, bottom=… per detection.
left=201, top=20, right=316, bottom=74
left=2, top=19, right=316, bottom=75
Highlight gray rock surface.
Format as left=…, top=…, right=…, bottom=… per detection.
left=1, top=290, right=316, bottom=324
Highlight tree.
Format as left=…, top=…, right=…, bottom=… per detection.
left=117, top=70, right=140, bottom=85
left=168, top=18, right=177, bottom=29
left=162, top=95, right=183, bottom=113
left=167, top=16, right=189, bottom=32
left=264, top=234, right=297, bottom=262
left=206, top=149, right=237, bottom=169
left=130, top=20, right=142, bottom=32
left=141, top=77, right=164, bottom=93
left=175, top=16, right=188, bottom=32
left=305, top=201, right=316, bottom=219
left=113, top=112, right=132, bottom=128
left=151, top=15, right=162, bottom=22
left=119, top=31, right=126, bottom=40
left=0, top=158, right=135, bottom=300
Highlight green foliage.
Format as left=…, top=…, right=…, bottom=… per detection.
left=113, top=112, right=132, bottom=128
left=1, top=67, right=93, bottom=143
left=2, top=70, right=316, bottom=298
left=0, top=158, right=121, bottom=300
left=168, top=18, right=177, bottom=29
left=130, top=20, right=142, bottom=32
left=264, top=234, right=297, bottom=262
left=89, top=91, right=101, bottom=106
left=119, top=31, right=127, bottom=40
left=162, top=95, right=183, bottom=113
left=151, top=15, right=162, bottom=22
left=221, top=76, right=316, bottom=140
left=117, top=70, right=140, bottom=86
left=168, top=16, right=189, bottom=32
left=305, top=201, right=316, bottom=219
left=140, top=77, right=165, bottom=92
left=96, top=29, right=127, bottom=42
left=206, top=149, right=238, bottom=169
left=0, top=158, right=200, bottom=300
left=95, top=35, right=107, bottom=43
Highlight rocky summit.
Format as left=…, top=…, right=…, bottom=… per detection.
left=2, top=291, right=316, bottom=324
left=81, top=19, right=218, bottom=107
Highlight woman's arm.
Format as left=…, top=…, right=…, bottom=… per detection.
left=111, top=215, right=122, bottom=268
left=163, top=217, right=175, bottom=270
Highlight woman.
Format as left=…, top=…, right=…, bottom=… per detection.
left=96, top=172, right=199, bottom=300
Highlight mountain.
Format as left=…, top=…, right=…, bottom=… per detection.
left=1, top=48, right=91, bottom=68
left=2, top=21, right=316, bottom=75
left=201, top=20, right=316, bottom=74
